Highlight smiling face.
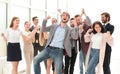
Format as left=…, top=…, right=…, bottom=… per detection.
left=61, top=12, right=70, bottom=23
left=33, top=18, right=39, bottom=25
left=101, top=12, right=110, bottom=24
left=75, top=16, right=82, bottom=26
left=32, top=16, right=39, bottom=26
left=70, top=19, right=75, bottom=27
left=92, top=21, right=105, bottom=34
left=24, top=21, right=30, bottom=31
left=11, top=17, right=20, bottom=28
left=94, top=24, right=102, bottom=33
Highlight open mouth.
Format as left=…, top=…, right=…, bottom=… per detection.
left=63, top=18, right=67, bottom=21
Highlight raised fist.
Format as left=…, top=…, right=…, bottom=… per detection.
left=87, top=28, right=93, bottom=33
left=46, top=15, right=51, bottom=20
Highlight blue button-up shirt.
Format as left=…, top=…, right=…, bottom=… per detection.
left=50, top=25, right=66, bottom=49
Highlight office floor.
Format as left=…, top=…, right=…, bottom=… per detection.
left=18, top=52, right=120, bottom=74
left=1, top=51, right=119, bottom=74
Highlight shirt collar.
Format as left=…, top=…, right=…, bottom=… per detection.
left=59, top=24, right=67, bottom=28
left=104, top=22, right=109, bottom=26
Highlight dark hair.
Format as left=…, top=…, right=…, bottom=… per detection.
left=32, top=16, right=38, bottom=21
left=24, top=21, right=29, bottom=25
left=70, top=18, right=74, bottom=20
left=74, top=14, right=81, bottom=18
left=9, top=17, right=19, bottom=28
left=101, top=12, right=110, bottom=21
left=92, top=21, right=105, bottom=34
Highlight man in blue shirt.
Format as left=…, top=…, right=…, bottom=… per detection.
left=33, top=12, right=79, bottom=74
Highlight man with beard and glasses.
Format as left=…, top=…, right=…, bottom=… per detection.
left=101, top=12, right=114, bottom=74
left=33, top=12, right=79, bottom=74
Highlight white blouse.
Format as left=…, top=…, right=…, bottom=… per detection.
left=91, top=33, right=103, bottom=49
left=22, top=30, right=30, bottom=37
left=6, top=28, right=21, bottom=43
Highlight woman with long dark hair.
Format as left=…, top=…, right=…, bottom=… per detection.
left=84, top=21, right=113, bottom=74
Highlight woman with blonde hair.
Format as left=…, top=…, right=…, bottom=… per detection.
left=40, top=31, right=57, bottom=74
left=39, top=31, right=48, bottom=47
left=39, top=31, right=54, bottom=74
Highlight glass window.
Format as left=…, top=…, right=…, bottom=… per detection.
left=31, top=10, right=45, bottom=26
left=58, top=0, right=67, bottom=11
left=11, top=0, right=30, bottom=6
left=47, top=0, right=57, bottom=12
left=31, top=0, right=45, bottom=10
left=10, top=5, right=29, bottom=30
left=46, top=12, right=58, bottom=25
left=0, top=3, right=6, bottom=32
left=0, top=3, right=7, bottom=57
left=47, top=12, right=57, bottom=18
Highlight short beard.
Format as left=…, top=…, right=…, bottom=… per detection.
left=102, top=19, right=107, bottom=24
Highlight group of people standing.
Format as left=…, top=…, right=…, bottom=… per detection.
left=1, top=9, right=114, bottom=74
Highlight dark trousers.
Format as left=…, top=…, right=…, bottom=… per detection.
left=33, top=43, right=45, bottom=57
left=64, top=48, right=77, bottom=74
left=103, top=47, right=112, bottom=74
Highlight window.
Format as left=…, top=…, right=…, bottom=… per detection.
left=0, top=3, right=7, bottom=57
left=47, top=0, right=57, bottom=12
left=0, top=3, right=6, bottom=32
left=58, top=0, right=67, bottom=11
left=31, top=10, right=45, bottom=26
left=31, top=0, right=45, bottom=10
left=11, top=0, right=30, bottom=6
left=10, top=5, right=29, bottom=30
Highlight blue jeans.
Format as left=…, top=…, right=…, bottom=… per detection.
left=86, top=48, right=99, bottom=74
left=79, top=49, right=86, bottom=74
left=33, top=46, right=63, bottom=74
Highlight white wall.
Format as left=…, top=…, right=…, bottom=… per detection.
left=0, top=0, right=120, bottom=74
left=67, top=0, right=120, bottom=74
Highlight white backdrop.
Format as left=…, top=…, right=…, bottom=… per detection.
left=67, top=0, right=120, bottom=74
left=0, top=0, right=120, bottom=74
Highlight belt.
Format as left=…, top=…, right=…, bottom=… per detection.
left=48, top=45, right=62, bottom=49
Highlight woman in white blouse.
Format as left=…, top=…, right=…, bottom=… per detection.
left=1, top=17, right=22, bottom=74
left=22, top=21, right=37, bottom=74
left=84, top=21, right=113, bottom=74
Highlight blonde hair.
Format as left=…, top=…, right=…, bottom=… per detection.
left=61, top=12, right=70, bottom=19
left=39, top=32, right=48, bottom=46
